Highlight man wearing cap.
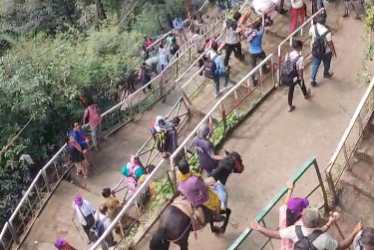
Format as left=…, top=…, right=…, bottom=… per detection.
left=193, top=124, right=224, bottom=175
left=72, top=196, right=96, bottom=243
left=279, top=180, right=309, bottom=250
left=250, top=209, right=363, bottom=250
left=54, top=238, right=78, bottom=250
left=353, top=227, right=374, bottom=250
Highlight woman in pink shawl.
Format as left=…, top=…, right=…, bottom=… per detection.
left=279, top=180, right=308, bottom=250
left=121, top=155, right=145, bottom=200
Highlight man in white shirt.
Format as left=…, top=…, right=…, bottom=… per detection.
left=290, top=0, right=306, bottom=33
left=72, top=196, right=96, bottom=243
left=283, top=40, right=311, bottom=112
left=95, top=204, right=117, bottom=248
left=158, top=44, right=169, bottom=72
left=222, top=11, right=244, bottom=67
left=308, top=19, right=337, bottom=87
left=250, top=209, right=363, bottom=250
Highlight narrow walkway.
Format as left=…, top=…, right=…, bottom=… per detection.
left=137, top=11, right=370, bottom=250
left=19, top=7, right=225, bottom=250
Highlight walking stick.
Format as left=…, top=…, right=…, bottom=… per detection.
left=72, top=217, right=84, bottom=240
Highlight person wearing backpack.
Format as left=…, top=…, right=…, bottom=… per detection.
left=169, top=37, right=180, bottom=57
left=93, top=204, right=117, bottom=248
left=207, top=41, right=233, bottom=98
left=250, top=209, right=363, bottom=250
left=309, top=19, right=336, bottom=87
left=223, top=11, right=244, bottom=68
left=248, top=21, right=267, bottom=86
left=312, top=0, right=327, bottom=25
left=140, top=62, right=152, bottom=94
left=83, top=99, right=103, bottom=151
left=353, top=227, right=374, bottom=250
left=280, top=40, right=311, bottom=112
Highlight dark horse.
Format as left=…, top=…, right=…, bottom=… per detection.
left=149, top=151, right=244, bottom=250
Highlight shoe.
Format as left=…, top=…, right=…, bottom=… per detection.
left=342, top=13, right=349, bottom=18
left=288, top=105, right=295, bottom=112
left=304, top=89, right=312, bottom=99
left=279, top=8, right=288, bottom=15
left=311, top=81, right=317, bottom=87
left=214, top=92, right=221, bottom=98
left=323, top=72, right=333, bottom=78
left=84, top=175, right=88, bottom=179
left=252, top=79, right=258, bottom=86
left=224, top=83, right=234, bottom=90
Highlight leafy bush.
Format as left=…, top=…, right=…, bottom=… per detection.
left=365, top=5, right=374, bottom=30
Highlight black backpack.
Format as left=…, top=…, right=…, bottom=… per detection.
left=89, top=218, right=107, bottom=242
left=204, top=54, right=218, bottom=78
left=170, top=44, right=180, bottom=56
left=226, top=18, right=238, bottom=30
left=279, top=54, right=301, bottom=87
left=294, top=226, right=323, bottom=250
left=312, top=25, right=329, bottom=59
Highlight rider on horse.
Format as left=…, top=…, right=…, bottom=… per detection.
left=177, top=161, right=223, bottom=222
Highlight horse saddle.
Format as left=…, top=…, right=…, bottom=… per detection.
left=171, top=196, right=212, bottom=231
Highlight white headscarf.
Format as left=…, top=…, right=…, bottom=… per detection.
left=155, top=116, right=172, bottom=132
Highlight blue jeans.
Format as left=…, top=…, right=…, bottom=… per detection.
left=213, top=72, right=230, bottom=95
left=311, top=51, right=332, bottom=82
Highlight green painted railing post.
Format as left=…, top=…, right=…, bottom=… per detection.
left=312, top=159, right=329, bottom=215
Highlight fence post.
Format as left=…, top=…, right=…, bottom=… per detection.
left=221, top=103, right=227, bottom=132
left=313, top=160, right=329, bottom=214
left=7, top=222, right=20, bottom=245
left=325, top=169, right=338, bottom=206
left=42, top=169, right=51, bottom=193
left=189, top=44, right=192, bottom=61
left=169, top=157, right=177, bottom=193
left=128, top=97, right=133, bottom=118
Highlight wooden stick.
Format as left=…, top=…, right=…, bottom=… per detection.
left=0, top=116, right=33, bottom=155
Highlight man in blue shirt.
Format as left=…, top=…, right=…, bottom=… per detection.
left=70, top=123, right=88, bottom=149
left=248, top=21, right=267, bottom=86
left=172, top=16, right=187, bottom=42
left=211, top=42, right=233, bottom=98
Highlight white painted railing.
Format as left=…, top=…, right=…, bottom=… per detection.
left=0, top=2, right=222, bottom=249
left=325, top=78, right=374, bottom=203
left=90, top=53, right=275, bottom=250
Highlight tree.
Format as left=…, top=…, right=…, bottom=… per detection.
left=0, top=0, right=198, bottom=235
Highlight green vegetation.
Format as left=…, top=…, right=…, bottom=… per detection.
left=150, top=111, right=242, bottom=214
left=0, top=0, right=190, bottom=234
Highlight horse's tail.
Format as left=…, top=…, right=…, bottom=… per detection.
left=150, top=226, right=167, bottom=249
